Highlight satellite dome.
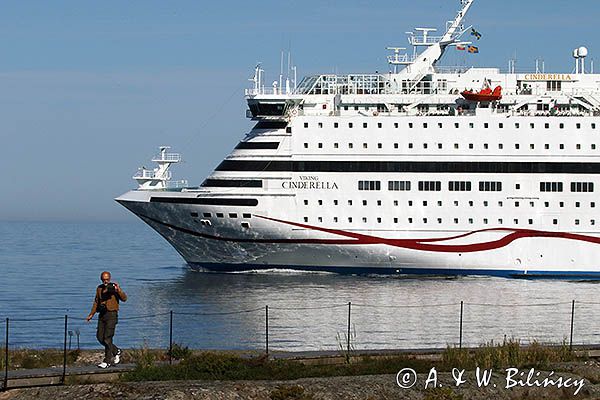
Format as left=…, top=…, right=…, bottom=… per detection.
left=573, top=49, right=580, bottom=58
left=578, top=46, right=589, bottom=57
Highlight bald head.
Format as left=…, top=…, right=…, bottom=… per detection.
left=100, top=271, right=111, bottom=283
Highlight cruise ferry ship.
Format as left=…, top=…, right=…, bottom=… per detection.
left=117, top=0, right=600, bottom=278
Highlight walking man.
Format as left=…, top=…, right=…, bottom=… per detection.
left=86, top=271, right=127, bottom=368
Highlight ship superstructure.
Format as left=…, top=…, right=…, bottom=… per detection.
left=117, top=0, right=600, bottom=278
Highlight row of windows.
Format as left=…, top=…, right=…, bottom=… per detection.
left=356, top=180, right=592, bottom=193
left=301, top=216, right=597, bottom=226
left=540, top=181, right=594, bottom=193
left=191, top=212, right=252, bottom=219
left=303, top=141, right=598, bottom=151
left=358, top=180, right=381, bottom=191
left=302, top=199, right=597, bottom=208
left=302, top=121, right=598, bottom=130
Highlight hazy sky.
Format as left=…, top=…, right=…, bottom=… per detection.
left=1, top=0, right=598, bottom=221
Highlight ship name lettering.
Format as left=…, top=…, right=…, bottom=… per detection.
left=282, top=181, right=339, bottom=190
left=523, top=73, right=572, bottom=81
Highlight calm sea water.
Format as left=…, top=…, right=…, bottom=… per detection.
left=1, top=220, right=600, bottom=351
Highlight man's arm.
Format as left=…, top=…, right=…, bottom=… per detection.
left=114, top=283, right=127, bottom=302
left=86, top=288, right=100, bottom=321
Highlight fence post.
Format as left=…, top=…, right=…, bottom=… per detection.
left=346, top=302, right=352, bottom=362
left=61, top=315, right=68, bottom=384
left=3, top=318, right=8, bottom=391
left=459, top=301, right=464, bottom=349
left=265, top=305, right=269, bottom=356
left=169, top=311, right=173, bottom=365
left=570, top=300, right=575, bottom=351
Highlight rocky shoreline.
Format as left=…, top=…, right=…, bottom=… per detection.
left=2, top=366, right=600, bottom=400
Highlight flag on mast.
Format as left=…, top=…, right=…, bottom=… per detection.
left=470, top=28, right=482, bottom=40
left=468, top=45, right=479, bottom=54
left=456, top=44, right=466, bottom=51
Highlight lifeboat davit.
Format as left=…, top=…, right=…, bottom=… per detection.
left=461, top=86, right=502, bottom=102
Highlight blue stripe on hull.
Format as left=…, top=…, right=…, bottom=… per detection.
left=188, top=263, right=600, bottom=280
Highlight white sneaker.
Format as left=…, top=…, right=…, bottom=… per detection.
left=113, top=354, right=120, bottom=365
left=97, top=362, right=111, bottom=369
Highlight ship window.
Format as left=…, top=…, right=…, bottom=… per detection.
left=545, top=144, right=549, bottom=149
left=593, top=123, right=597, bottom=129
left=377, top=200, right=382, bottom=206
left=344, top=106, right=348, bottom=110
left=468, top=218, right=473, bottom=224
left=229, top=213, right=237, bottom=218
left=454, top=143, right=459, bottom=149
left=528, top=219, right=533, bottom=225
left=498, top=218, right=503, bottom=224
left=423, top=201, right=428, bottom=206
left=243, top=213, right=251, bottom=218
left=304, top=123, right=308, bottom=128
left=304, top=143, right=308, bottom=148
left=438, top=143, right=443, bottom=149
left=484, top=123, right=489, bottom=128
left=377, top=217, right=382, bottom=223
left=423, top=218, right=428, bottom=223
left=530, top=123, right=535, bottom=129
left=362, top=200, right=367, bottom=206
left=318, top=122, right=323, bottom=128
left=454, top=201, right=459, bottom=206
left=409, top=143, right=413, bottom=149
left=349, top=143, right=353, bottom=148
left=418, top=181, right=441, bottom=191
left=363, top=123, right=368, bottom=128
left=408, top=200, right=413, bottom=206
left=363, top=143, right=368, bottom=148
left=409, top=123, right=413, bottom=128
left=592, top=219, right=596, bottom=226
left=499, top=123, right=504, bottom=129
left=304, top=217, right=308, bottom=222
left=354, top=106, right=359, bottom=110
left=438, top=123, right=443, bottom=128
left=190, top=212, right=199, bottom=217
left=560, top=123, right=564, bottom=129
left=438, top=201, right=443, bottom=206
left=393, top=217, right=398, bottom=223
left=540, top=182, right=563, bottom=192
left=530, top=201, right=535, bottom=207
left=334, top=217, right=338, bottom=223
left=318, top=143, right=323, bottom=148
left=592, top=144, right=597, bottom=150
left=576, top=144, right=581, bottom=150
left=378, top=123, right=382, bottom=128
left=483, top=218, right=488, bottom=224
left=423, top=143, right=428, bottom=149
left=358, top=180, right=381, bottom=190
left=318, top=217, right=322, bottom=222
left=394, top=200, right=399, bottom=206
left=560, top=202, right=564, bottom=207
left=514, top=219, right=519, bottom=224
left=545, top=123, right=550, bottom=129
left=559, top=144, right=565, bottom=149
left=236, top=141, right=280, bottom=150
left=498, top=201, right=503, bottom=206
left=448, top=181, right=472, bottom=191
left=423, top=123, right=428, bottom=128
left=203, top=213, right=211, bottom=218
left=318, top=200, right=323, bottom=205
left=394, top=143, right=399, bottom=149
left=454, top=218, right=459, bottom=224
left=334, top=200, right=338, bottom=205
left=348, top=200, right=353, bottom=205
left=515, top=123, right=520, bottom=128
left=544, top=202, right=549, bottom=207
left=286, top=127, right=292, bottom=133
left=455, top=123, right=459, bottom=128
left=553, top=219, right=558, bottom=225
left=334, top=143, right=339, bottom=148
left=571, top=182, right=594, bottom=192
left=484, top=143, right=489, bottom=149
left=304, top=200, right=308, bottom=205
left=388, top=181, right=411, bottom=191
left=530, top=144, right=535, bottom=149
left=469, top=143, right=474, bottom=149
left=469, top=123, right=474, bottom=128
left=514, top=201, right=520, bottom=207
left=499, top=144, right=504, bottom=149
left=515, top=144, right=520, bottom=149
left=378, top=143, right=382, bottom=149
left=516, top=183, right=520, bottom=189
left=483, top=201, right=488, bottom=206
left=394, top=123, right=399, bottom=128
left=408, top=218, right=413, bottom=223
left=348, top=217, right=353, bottom=223
left=576, top=202, right=580, bottom=207
left=577, top=123, right=581, bottom=129
left=575, top=219, right=580, bottom=225
left=592, top=202, right=596, bottom=208
left=479, top=181, right=502, bottom=192
left=349, top=123, right=353, bottom=128
left=216, top=213, right=224, bottom=218
left=334, top=122, right=339, bottom=128
left=469, top=201, right=474, bottom=206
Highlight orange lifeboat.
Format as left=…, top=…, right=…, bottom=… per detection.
left=461, top=85, right=502, bottom=102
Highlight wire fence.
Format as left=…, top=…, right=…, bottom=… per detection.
left=0, top=299, right=593, bottom=391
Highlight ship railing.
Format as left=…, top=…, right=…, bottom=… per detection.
left=166, top=180, right=189, bottom=189
left=134, top=169, right=159, bottom=179
left=152, top=153, right=181, bottom=162
left=408, top=35, right=443, bottom=46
